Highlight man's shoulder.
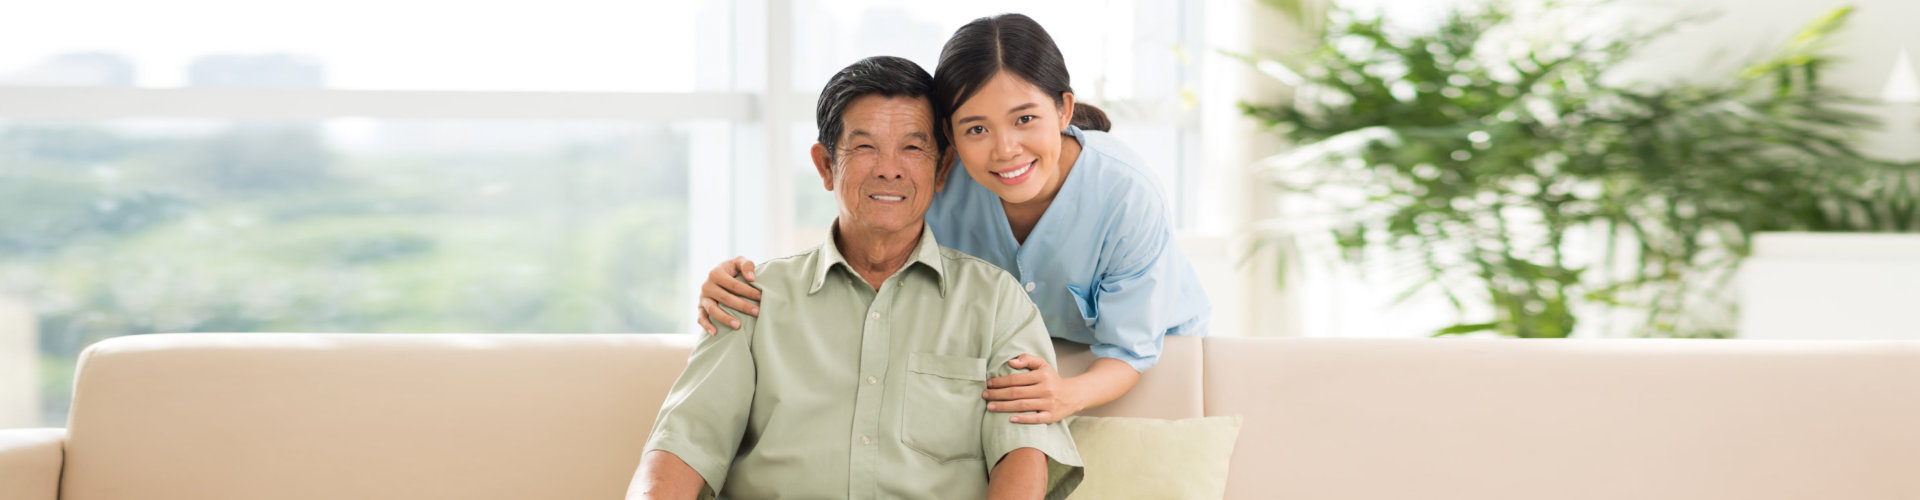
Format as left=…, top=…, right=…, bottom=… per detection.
left=935, top=245, right=1020, bottom=291
left=744, top=247, right=820, bottom=292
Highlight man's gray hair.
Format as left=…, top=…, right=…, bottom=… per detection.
left=814, top=56, right=945, bottom=164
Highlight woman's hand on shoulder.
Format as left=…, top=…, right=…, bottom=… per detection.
left=697, top=256, right=762, bottom=335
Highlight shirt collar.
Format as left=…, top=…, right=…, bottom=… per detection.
left=809, top=221, right=948, bottom=297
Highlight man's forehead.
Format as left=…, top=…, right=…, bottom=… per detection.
left=838, top=94, right=935, bottom=137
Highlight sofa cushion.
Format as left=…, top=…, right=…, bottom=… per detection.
left=1056, top=415, right=1241, bottom=499
left=1204, top=337, right=1920, bottom=500
left=61, top=333, right=696, bottom=500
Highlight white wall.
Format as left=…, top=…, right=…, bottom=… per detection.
left=1613, top=0, right=1919, bottom=161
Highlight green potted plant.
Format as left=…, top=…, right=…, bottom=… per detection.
left=1240, top=2, right=1917, bottom=338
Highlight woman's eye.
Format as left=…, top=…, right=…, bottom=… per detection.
left=1018, top=115, right=1036, bottom=124
left=967, top=125, right=986, bottom=135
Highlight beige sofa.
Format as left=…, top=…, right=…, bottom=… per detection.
left=3, top=333, right=1918, bottom=499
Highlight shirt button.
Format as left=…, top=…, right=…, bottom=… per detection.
left=860, top=436, right=872, bottom=445
left=869, top=312, right=880, bottom=320
left=1024, top=282, right=1036, bottom=292
left=867, top=376, right=878, bottom=385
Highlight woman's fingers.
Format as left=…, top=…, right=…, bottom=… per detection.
left=707, top=259, right=762, bottom=303
left=701, top=278, right=755, bottom=321
left=983, top=385, right=1046, bottom=402
left=697, top=307, right=718, bottom=335
left=986, top=398, right=1051, bottom=413
left=735, top=257, right=757, bottom=282
left=701, top=297, right=740, bottom=330
left=986, top=370, right=1044, bottom=389
left=711, top=281, right=760, bottom=316
left=1006, top=353, right=1051, bottom=372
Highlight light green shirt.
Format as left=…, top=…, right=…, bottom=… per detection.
left=645, top=223, right=1083, bottom=499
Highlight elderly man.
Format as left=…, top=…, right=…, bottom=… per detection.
left=627, top=56, right=1082, bottom=500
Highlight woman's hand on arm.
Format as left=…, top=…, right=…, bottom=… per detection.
left=983, top=355, right=1140, bottom=424
left=696, top=256, right=762, bottom=335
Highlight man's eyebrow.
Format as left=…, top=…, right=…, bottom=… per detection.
left=845, top=129, right=874, bottom=140
left=905, top=131, right=932, bottom=143
left=954, top=102, right=1042, bottom=126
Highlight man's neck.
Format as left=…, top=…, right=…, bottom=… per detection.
left=833, top=221, right=923, bottom=291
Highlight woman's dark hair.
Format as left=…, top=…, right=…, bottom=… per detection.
left=932, top=13, right=1112, bottom=137
left=815, top=55, right=944, bottom=164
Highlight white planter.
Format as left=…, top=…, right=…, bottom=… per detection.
left=1738, top=232, right=1920, bottom=339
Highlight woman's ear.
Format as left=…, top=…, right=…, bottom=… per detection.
left=1059, top=91, right=1076, bottom=132
left=811, top=143, right=835, bottom=191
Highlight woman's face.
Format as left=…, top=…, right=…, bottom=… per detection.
left=949, top=70, right=1074, bottom=206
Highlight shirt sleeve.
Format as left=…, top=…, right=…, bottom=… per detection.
left=643, top=303, right=757, bottom=493
left=980, top=275, right=1084, bottom=495
left=1081, top=185, right=1197, bottom=373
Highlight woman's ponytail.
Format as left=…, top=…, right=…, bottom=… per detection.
left=1071, top=102, right=1111, bottom=132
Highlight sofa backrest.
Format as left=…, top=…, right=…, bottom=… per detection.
left=62, top=333, right=697, bottom=500
left=1053, top=335, right=1205, bottom=419
left=60, top=333, right=1205, bottom=500
left=1203, top=337, right=1920, bottom=500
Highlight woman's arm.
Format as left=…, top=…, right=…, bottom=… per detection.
left=984, top=355, right=1139, bottom=424
left=696, top=256, right=762, bottom=334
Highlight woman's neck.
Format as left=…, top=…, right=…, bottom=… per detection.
left=1003, top=132, right=1082, bottom=244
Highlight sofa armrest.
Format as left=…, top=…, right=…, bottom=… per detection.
left=0, top=428, right=64, bottom=500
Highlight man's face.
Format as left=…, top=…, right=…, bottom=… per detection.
left=812, top=94, right=945, bottom=237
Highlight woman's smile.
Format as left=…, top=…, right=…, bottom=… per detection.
left=991, top=160, right=1037, bottom=185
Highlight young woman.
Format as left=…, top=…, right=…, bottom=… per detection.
left=697, top=13, right=1209, bottom=424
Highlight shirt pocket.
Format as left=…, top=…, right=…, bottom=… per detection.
left=901, top=352, right=988, bottom=463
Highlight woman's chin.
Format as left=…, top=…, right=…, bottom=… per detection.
left=989, top=185, right=1042, bottom=206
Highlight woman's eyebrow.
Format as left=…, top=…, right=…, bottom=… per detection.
left=954, top=102, right=1042, bottom=125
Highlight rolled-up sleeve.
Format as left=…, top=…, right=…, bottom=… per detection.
left=1084, top=191, right=1187, bottom=373
left=981, top=277, right=1083, bottom=494
left=643, top=305, right=757, bottom=492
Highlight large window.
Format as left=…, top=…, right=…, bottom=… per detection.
left=0, top=0, right=1207, bottom=428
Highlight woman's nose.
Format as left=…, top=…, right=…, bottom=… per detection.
left=995, top=131, right=1020, bottom=157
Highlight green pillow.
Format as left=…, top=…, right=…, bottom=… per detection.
left=1049, top=415, right=1244, bottom=499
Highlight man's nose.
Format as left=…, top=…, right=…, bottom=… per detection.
left=872, top=152, right=908, bottom=179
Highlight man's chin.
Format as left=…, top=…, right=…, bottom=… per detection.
left=844, top=212, right=928, bottom=236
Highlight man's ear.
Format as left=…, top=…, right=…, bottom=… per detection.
left=934, top=148, right=954, bottom=193
left=811, top=143, right=834, bottom=191
left=1058, top=91, right=1076, bottom=132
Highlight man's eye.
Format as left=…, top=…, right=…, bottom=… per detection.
left=966, top=125, right=986, bottom=135
left=905, top=145, right=922, bottom=151
left=855, top=144, right=874, bottom=150
left=1018, top=115, right=1036, bottom=124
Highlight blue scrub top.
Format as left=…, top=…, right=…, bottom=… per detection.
left=926, top=125, right=1210, bottom=372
